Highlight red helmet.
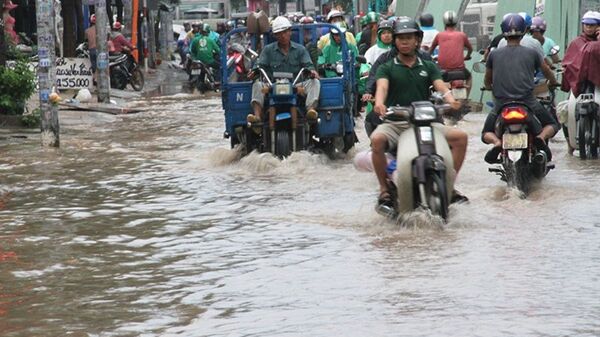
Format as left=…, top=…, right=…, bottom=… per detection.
left=112, top=21, right=122, bottom=30
left=90, top=14, right=96, bottom=24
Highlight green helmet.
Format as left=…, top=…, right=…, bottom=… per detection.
left=202, top=23, right=211, bottom=33
left=364, top=11, right=379, bottom=25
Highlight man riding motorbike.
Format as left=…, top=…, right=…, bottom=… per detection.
left=370, top=17, right=468, bottom=208
left=419, top=13, right=439, bottom=54
left=189, top=23, right=221, bottom=81
left=429, top=10, right=473, bottom=97
left=357, top=11, right=380, bottom=55
left=317, top=10, right=357, bottom=49
left=246, top=16, right=320, bottom=124
left=318, top=26, right=359, bottom=78
left=481, top=13, right=559, bottom=164
left=362, top=17, right=433, bottom=136
left=530, top=16, right=560, bottom=65
left=110, top=21, right=134, bottom=54
left=497, top=13, right=545, bottom=62
left=300, top=15, right=320, bottom=67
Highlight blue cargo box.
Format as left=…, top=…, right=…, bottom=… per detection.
left=223, top=82, right=253, bottom=134
left=319, top=78, right=345, bottom=109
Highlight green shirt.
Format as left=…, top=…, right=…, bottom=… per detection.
left=375, top=56, right=442, bottom=107
left=190, top=35, right=220, bottom=65
left=256, top=41, right=315, bottom=78
left=317, top=35, right=359, bottom=78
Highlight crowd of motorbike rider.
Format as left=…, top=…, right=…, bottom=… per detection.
left=211, top=8, right=600, bottom=209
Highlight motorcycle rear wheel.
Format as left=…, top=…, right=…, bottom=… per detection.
left=514, top=159, right=531, bottom=197
left=579, top=117, right=591, bottom=159
left=130, top=67, right=144, bottom=91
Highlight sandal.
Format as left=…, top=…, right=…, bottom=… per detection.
left=377, top=191, right=393, bottom=208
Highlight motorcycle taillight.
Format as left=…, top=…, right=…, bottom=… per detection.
left=501, top=106, right=528, bottom=122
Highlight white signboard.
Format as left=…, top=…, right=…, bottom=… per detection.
left=8, top=57, right=93, bottom=89
left=54, top=57, right=94, bottom=89
left=535, top=0, right=545, bottom=16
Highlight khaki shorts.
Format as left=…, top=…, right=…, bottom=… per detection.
left=372, top=121, right=449, bottom=150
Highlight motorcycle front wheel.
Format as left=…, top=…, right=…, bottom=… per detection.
left=275, top=129, right=291, bottom=159
left=130, top=67, right=144, bottom=91
left=423, top=171, right=449, bottom=220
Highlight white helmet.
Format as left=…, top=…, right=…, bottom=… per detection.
left=327, top=10, right=344, bottom=22
left=272, top=16, right=292, bottom=33
left=581, top=10, right=600, bottom=24
left=443, top=10, right=458, bottom=26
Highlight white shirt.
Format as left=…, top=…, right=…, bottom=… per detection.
left=364, top=44, right=391, bottom=65
left=497, top=34, right=545, bottom=61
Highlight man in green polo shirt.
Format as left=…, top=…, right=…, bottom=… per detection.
left=371, top=17, right=468, bottom=208
left=247, top=16, right=320, bottom=123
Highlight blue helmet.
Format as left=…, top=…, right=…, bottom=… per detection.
left=518, top=12, right=532, bottom=28
left=501, top=13, right=526, bottom=37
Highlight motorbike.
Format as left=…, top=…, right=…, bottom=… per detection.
left=488, top=102, right=555, bottom=196
left=355, top=100, right=455, bottom=221
left=567, top=82, right=600, bottom=159
left=187, top=57, right=219, bottom=93
left=76, top=42, right=90, bottom=58
left=243, top=67, right=313, bottom=158
left=226, top=43, right=257, bottom=83
left=109, top=51, right=144, bottom=91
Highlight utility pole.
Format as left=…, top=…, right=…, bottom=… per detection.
left=0, top=18, right=6, bottom=67
left=95, top=0, right=111, bottom=103
left=36, top=0, right=60, bottom=147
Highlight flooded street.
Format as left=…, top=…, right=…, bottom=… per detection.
left=1, top=96, right=600, bottom=337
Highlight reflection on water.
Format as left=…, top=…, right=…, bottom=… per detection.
left=1, top=99, right=600, bottom=337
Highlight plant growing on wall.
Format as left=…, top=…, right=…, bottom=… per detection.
left=0, top=59, right=36, bottom=115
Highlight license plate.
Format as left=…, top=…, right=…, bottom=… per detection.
left=452, top=88, right=468, bottom=99
left=502, top=133, right=528, bottom=150
left=191, top=69, right=202, bottom=75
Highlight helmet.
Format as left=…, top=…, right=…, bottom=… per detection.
left=419, top=13, right=434, bottom=27
left=443, top=10, right=458, bottom=26
left=299, top=16, right=314, bottom=24
left=377, top=19, right=394, bottom=35
left=530, top=16, right=547, bottom=32
left=518, top=12, right=532, bottom=28
left=236, top=19, right=246, bottom=28
left=581, top=11, right=600, bottom=25
left=327, top=10, right=344, bottom=22
left=226, top=20, right=235, bottom=30
left=393, top=17, right=421, bottom=36
left=202, top=23, right=211, bottom=33
left=271, top=16, right=292, bottom=33
left=90, top=14, right=96, bottom=24
left=501, top=13, right=526, bottom=37
left=112, top=21, right=122, bottom=30
left=191, top=22, right=201, bottom=29
left=363, top=11, right=379, bottom=25
left=315, top=14, right=323, bottom=22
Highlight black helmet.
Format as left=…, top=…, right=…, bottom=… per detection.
left=377, top=19, right=394, bottom=33
left=419, top=13, right=434, bottom=27
left=393, top=17, right=422, bottom=36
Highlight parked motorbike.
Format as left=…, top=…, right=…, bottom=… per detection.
left=186, top=55, right=219, bottom=93
left=109, top=52, right=144, bottom=91
left=356, top=100, right=455, bottom=220
left=488, top=102, right=555, bottom=196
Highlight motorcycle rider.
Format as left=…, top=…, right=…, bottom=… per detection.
left=317, top=10, right=357, bottom=49
left=364, top=20, right=393, bottom=66
left=429, top=10, right=473, bottom=97
left=530, top=16, right=560, bottom=65
left=318, top=26, right=359, bottom=78
left=189, top=23, right=221, bottom=81
left=370, top=17, right=467, bottom=208
left=362, top=17, right=433, bottom=136
left=419, top=13, right=439, bottom=54
left=482, top=13, right=559, bottom=164
left=299, top=15, right=320, bottom=67
left=357, top=11, right=380, bottom=55
left=561, top=11, right=600, bottom=154
left=246, top=16, right=320, bottom=124
left=110, top=21, right=134, bottom=54
left=496, top=12, right=545, bottom=62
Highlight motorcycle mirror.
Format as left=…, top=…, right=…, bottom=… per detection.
left=472, top=61, right=486, bottom=73
left=356, top=56, right=367, bottom=64
left=550, top=45, right=560, bottom=56
left=478, top=48, right=485, bottom=55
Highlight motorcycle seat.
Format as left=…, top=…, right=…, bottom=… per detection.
left=442, top=69, right=467, bottom=82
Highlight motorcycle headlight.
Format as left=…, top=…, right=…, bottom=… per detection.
left=413, top=105, right=437, bottom=121
left=274, top=83, right=292, bottom=95
left=335, top=63, right=344, bottom=75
